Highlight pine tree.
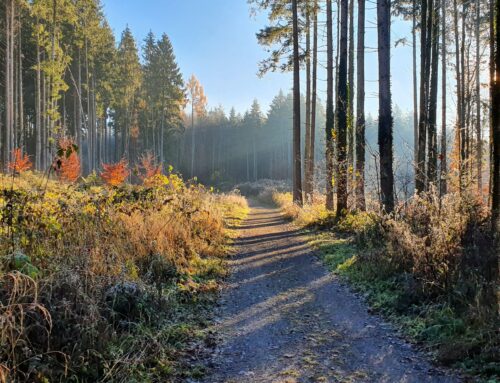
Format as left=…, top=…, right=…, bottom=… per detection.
left=377, top=0, right=395, bottom=212
left=336, top=0, right=349, bottom=217
left=355, top=0, right=366, bottom=210
left=325, top=0, right=335, bottom=210
left=114, top=26, right=142, bottom=161
left=292, top=0, right=303, bottom=206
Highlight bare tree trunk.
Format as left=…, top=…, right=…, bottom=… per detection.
left=347, top=0, right=355, bottom=185
left=491, top=0, right=496, bottom=203
left=476, top=0, right=482, bottom=193
left=18, top=19, right=23, bottom=151
left=440, top=0, right=448, bottom=196
left=416, top=0, right=431, bottom=193
left=413, top=0, right=418, bottom=173
left=308, top=0, right=318, bottom=201
left=304, top=2, right=312, bottom=201
left=355, top=0, right=366, bottom=210
left=4, top=0, right=14, bottom=167
left=427, top=4, right=439, bottom=186
left=336, top=0, right=349, bottom=217
left=36, top=32, right=42, bottom=170
left=454, top=0, right=464, bottom=192
left=190, top=101, right=195, bottom=178
left=492, top=0, right=500, bottom=233
left=461, top=3, right=467, bottom=186
left=377, top=0, right=394, bottom=212
left=86, top=39, right=92, bottom=173
left=292, top=0, right=303, bottom=206
left=326, top=0, right=335, bottom=210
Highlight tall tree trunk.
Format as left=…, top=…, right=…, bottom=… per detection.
left=36, top=32, right=42, bottom=170
left=336, top=0, right=348, bottom=217
left=454, top=0, right=464, bottom=192
left=326, top=0, right=335, bottom=210
left=491, top=0, right=496, bottom=202
left=292, top=0, right=303, bottom=206
left=427, top=5, right=439, bottom=186
left=492, top=0, right=500, bottom=233
left=18, top=19, right=23, bottom=151
left=304, top=2, right=312, bottom=201
left=85, top=39, right=92, bottom=173
left=308, top=0, right=318, bottom=202
left=355, top=0, right=366, bottom=210
left=190, top=101, right=195, bottom=178
left=4, top=0, right=14, bottom=168
left=413, top=0, right=418, bottom=174
left=461, top=3, right=467, bottom=186
left=416, top=0, right=430, bottom=192
left=440, top=0, right=448, bottom=196
left=476, top=0, right=482, bottom=194
left=377, top=0, right=395, bottom=212
left=347, top=0, right=355, bottom=185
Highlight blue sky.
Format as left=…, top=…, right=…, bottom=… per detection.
left=101, top=0, right=416, bottom=116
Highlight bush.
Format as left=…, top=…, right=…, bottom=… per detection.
left=0, top=172, right=246, bottom=382
left=279, top=189, right=499, bottom=378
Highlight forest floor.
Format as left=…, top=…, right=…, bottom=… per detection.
left=202, top=202, right=463, bottom=383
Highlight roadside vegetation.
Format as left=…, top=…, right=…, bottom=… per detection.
left=269, top=188, right=498, bottom=380
left=0, top=163, right=248, bottom=382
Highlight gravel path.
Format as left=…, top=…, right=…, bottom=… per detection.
left=204, top=204, right=462, bottom=383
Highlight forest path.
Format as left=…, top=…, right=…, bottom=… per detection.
left=204, top=203, right=460, bottom=383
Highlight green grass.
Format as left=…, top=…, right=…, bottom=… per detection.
left=307, top=230, right=499, bottom=381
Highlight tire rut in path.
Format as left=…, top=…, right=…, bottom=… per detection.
left=204, top=205, right=461, bottom=383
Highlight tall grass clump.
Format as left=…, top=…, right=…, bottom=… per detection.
left=0, top=171, right=247, bottom=382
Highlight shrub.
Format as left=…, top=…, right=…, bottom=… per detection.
left=0, top=172, right=246, bottom=381
left=137, top=152, right=162, bottom=186
left=7, top=148, right=32, bottom=175
left=101, top=159, right=129, bottom=186
left=55, top=137, right=81, bottom=182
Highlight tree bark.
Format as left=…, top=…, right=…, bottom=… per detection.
left=440, top=0, right=448, bottom=196
left=336, top=0, right=348, bottom=217
left=347, top=0, right=355, bottom=183
left=308, top=0, right=318, bottom=202
left=326, top=0, right=335, bottom=210
left=413, top=0, right=418, bottom=175
left=377, top=0, right=395, bottom=212
left=304, top=2, right=312, bottom=201
left=355, top=0, right=366, bottom=210
left=476, top=0, right=482, bottom=193
left=427, top=4, right=439, bottom=186
left=4, top=0, right=14, bottom=168
left=36, top=30, right=42, bottom=170
left=416, top=0, right=431, bottom=193
left=292, top=0, right=303, bottom=206
left=492, top=0, right=500, bottom=233
left=454, top=0, right=464, bottom=192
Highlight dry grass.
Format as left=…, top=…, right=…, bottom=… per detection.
left=0, top=172, right=247, bottom=382
left=273, top=189, right=499, bottom=378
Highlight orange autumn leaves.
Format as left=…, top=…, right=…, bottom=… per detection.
left=55, top=138, right=81, bottom=182
left=100, top=159, right=130, bottom=186
left=8, top=148, right=32, bottom=174
left=7, top=144, right=162, bottom=188
left=100, top=153, right=162, bottom=187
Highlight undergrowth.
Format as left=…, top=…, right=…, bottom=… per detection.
left=0, top=172, right=248, bottom=382
left=274, top=190, right=499, bottom=381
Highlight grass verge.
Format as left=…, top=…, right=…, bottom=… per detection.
left=0, top=172, right=248, bottom=382
left=273, top=191, right=499, bottom=381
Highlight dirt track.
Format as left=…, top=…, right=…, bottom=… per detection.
left=204, top=204, right=461, bottom=383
